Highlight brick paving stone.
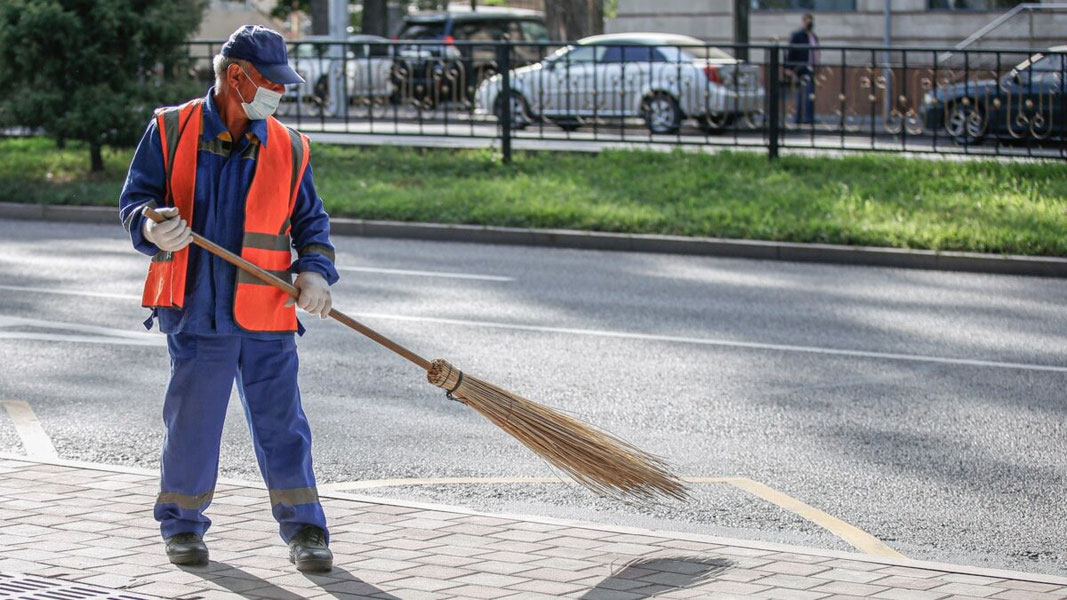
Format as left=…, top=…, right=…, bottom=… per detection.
left=440, top=584, right=515, bottom=598
left=992, top=590, right=1067, bottom=600
left=483, top=540, right=551, bottom=554
left=759, top=561, right=834, bottom=577
left=438, top=523, right=503, bottom=536
left=928, top=582, right=1003, bottom=597
left=874, top=575, right=954, bottom=591
left=713, top=546, right=776, bottom=558
left=877, top=566, right=944, bottom=579
left=467, top=560, right=539, bottom=576
left=514, top=566, right=602, bottom=584
left=560, top=528, right=620, bottom=540
left=755, top=573, right=829, bottom=590
left=526, top=556, right=602, bottom=571
left=496, top=592, right=561, bottom=600
left=460, top=516, right=518, bottom=527
left=812, top=567, right=891, bottom=584
left=543, top=535, right=606, bottom=550
left=756, top=588, right=833, bottom=600
left=416, top=553, right=483, bottom=569
left=996, top=581, right=1065, bottom=593
left=392, top=518, right=455, bottom=531
left=818, top=558, right=887, bottom=571
left=574, top=588, right=645, bottom=600
left=808, top=580, right=890, bottom=596
left=490, top=529, right=560, bottom=543
left=873, top=589, right=953, bottom=600
left=504, top=579, right=590, bottom=595
left=939, top=574, right=1008, bottom=586
left=695, top=579, right=772, bottom=595
left=452, top=572, right=530, bottom=588
left=396, top=563, right=472, bottom=580
left=535, top=545, right=608, bottom=561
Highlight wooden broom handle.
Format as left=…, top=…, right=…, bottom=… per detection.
left=143, top=207, right=432, bottom=371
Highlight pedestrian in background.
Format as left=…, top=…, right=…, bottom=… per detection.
left=118, top=25, right=337, bottom=572
left=785, top=13, right=819, bottom=125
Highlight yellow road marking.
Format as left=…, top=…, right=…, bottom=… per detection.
left=696, top=477, right=905, bottom=558
left=320, top=475, right=902, bottom=558
left=1, top=401, right=58, bottom=460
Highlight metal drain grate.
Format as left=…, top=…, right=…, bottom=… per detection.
left=0, top=573, right=153, bottom=600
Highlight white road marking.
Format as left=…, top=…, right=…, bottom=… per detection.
left=0, top=284, right=141, bottom=301
left=320, top=475, right=902, bottom=557
left=1, top=401, right=58, bottom=460
left=0, top=315, right=164, bottom=346
left=336, top=266, right=514, bottom=282
left=354, top=312, right=1067, bottom=374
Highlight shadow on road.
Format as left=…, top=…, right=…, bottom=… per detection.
left=179, top=562, right=400, bottom=599
left=579, top=555, right=733, bottom=599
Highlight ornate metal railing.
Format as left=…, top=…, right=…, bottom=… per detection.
left=181, top=40, right=1066, bottom=161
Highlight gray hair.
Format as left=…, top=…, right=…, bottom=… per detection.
left=212, top=54, right=248, bottom=89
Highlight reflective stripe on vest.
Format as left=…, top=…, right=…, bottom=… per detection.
left=140, top=99, right=310, bottom=332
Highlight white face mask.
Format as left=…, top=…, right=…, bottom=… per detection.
left=235, top=66, right=283, bottom=120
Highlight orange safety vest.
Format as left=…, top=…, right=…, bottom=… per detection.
left=140, top=98, right=311, bottom=332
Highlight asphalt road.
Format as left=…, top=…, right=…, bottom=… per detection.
left=1, top=219, right=1065, bottom=577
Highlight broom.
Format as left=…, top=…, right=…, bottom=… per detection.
left=144, top=208, right=688, bottom=503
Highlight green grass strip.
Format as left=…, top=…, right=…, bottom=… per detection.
left=2, top=136, right=1065, bottom=256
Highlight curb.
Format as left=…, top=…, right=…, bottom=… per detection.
left=4, top=201, right=1067, bottom=278
left=3, top=452, right=1067, bottom=587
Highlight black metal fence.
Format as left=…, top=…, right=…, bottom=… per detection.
left=183, top=39, right=1067, bottom=161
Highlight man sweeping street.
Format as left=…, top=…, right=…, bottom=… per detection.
left=118, top=25, right=337, bottom=572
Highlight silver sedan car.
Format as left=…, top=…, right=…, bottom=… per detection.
left=475, top=32, right=765, bottom=134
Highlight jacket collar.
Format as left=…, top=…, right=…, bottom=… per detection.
left=203, top=87, right=270, bottom=147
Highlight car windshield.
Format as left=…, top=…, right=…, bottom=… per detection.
left=398, top=22, right=445, bottom=40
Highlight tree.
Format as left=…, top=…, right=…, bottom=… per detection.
left=362, top=0, right=388, bottom=37
left=545, top=0, right=604, bottom=41
left=0, top=0, right=206, bottom=172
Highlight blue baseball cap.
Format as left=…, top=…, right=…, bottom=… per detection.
left=221, top=25, right=304, bottom=85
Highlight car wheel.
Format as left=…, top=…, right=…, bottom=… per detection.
left=550, top=118, right=582, bottom=132
left=644, top=93, right=682, bottom=134
left=698, top=113, right=733, bottom=134
left=494, top=90, right=531, bottom=130
left=945, top=98, right=986, bottom=145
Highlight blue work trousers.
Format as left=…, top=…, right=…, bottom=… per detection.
left=154, top=333, right=328, bottom=543
left=794, top=71, right=816, bottom=125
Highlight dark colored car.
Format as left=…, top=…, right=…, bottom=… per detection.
left=391, top=8, right=549, bottom=105
left=921, top=46, right=1066, bottom=144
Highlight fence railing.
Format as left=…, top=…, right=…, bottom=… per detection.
left=182, top=39, right=1067, bottom=161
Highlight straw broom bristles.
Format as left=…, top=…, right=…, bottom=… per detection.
left=427, top=359, right=690, bottom=503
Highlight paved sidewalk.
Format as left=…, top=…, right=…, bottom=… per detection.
left=0, top=456, right=1064, bottom=600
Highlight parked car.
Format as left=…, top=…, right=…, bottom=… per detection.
left=279, top=35, right=395, bottom=117
left=473, top=32, right=765, bottom=134
left=921, top=46, right=1066, bottom=144
left=392, top=7, right=549, bottom=105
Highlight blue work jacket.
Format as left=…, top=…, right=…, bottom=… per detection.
left=118, top=89, right=339, bottom=339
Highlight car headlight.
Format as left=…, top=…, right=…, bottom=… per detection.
left=922, top=91, right=938, bottom=106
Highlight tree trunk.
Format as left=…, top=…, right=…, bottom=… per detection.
left=362, top=0, right=388, bottom=37
left=89, top=141, right=104, bottom=173
left=590, top=0, right=604, bottom=36
left=545, top=0, right=599, bottom=41
left=310, top=0, right=328, bottom=35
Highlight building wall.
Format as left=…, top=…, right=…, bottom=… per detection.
left=196, top=0, right=287, bottom=40
left=606, top=0, right=1066, bottom=49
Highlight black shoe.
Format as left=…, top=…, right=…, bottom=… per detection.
left=165, top=533, right=208, bottom=566
left=288, top=526, right=333, bottom=572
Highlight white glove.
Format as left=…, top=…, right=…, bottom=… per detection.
left=286, top=271, right=332, bottom=319
left=142, top=206, right=192, bottom=252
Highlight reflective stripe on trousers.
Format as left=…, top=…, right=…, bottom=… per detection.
left=154, top=333, right=328, bottom=543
